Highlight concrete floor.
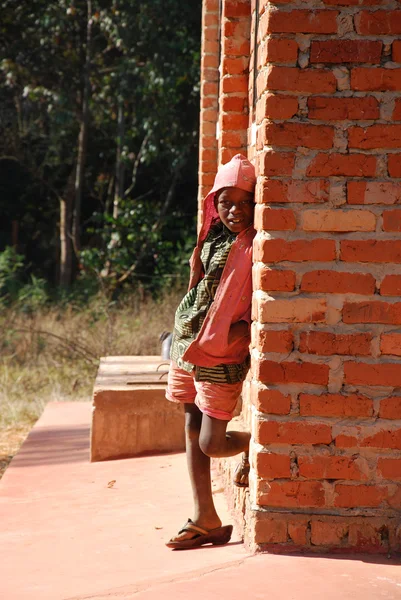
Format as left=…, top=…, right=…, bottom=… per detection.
left=0, top=402, right=400, bottom=600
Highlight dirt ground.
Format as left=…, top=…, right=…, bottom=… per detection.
left=0, top=424, right=33, bottom=480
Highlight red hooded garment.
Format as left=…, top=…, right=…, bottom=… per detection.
left=182, top=154, right=256, bottom=368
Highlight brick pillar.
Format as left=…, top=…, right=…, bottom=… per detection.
left=249, top=0, right=401, bottom=553
left=218, top=0, right=251, bottom=165
left=198, top=0, right=220, bottom=226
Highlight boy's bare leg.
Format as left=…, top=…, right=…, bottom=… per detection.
left=169, top=403, right=222, bottom=543
left=199, top=414, right=251, bottom=458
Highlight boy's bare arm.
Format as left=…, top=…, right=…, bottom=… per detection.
left=227, top=320, right=250, bottom=345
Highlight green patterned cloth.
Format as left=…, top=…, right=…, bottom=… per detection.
left=170, top=221, right=250, bottom=384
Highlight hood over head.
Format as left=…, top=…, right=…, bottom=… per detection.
left=198, top=153, right=256, bottom=243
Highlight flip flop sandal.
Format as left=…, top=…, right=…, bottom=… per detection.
left=165, top=519, right=233, bottom=550
left=233, top=453, right=250, bottom=488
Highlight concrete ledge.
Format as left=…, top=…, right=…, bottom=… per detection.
left=91, top=356, right=185, bottom=461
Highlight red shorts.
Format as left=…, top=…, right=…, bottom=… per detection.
left=166, top=362, right=242, bottom=421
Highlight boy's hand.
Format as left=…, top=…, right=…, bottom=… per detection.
left=228, top=320, right=250, bottom=345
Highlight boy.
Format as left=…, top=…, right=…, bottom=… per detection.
left=165, top=154, right=255, bottom=549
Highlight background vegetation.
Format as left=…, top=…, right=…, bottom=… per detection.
left=0, top=0, right=201, bottom=292
left=0, top=0, right=202, bottom=472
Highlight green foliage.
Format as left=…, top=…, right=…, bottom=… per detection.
left=0, top=0, right=201, bottom=292
left=0, top=247, right=49, bottom=310
left=0, top=247, right=24, bottom=303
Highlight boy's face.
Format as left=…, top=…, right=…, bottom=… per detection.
left=216, top=187, right=255, bottom=233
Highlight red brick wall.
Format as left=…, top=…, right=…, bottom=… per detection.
left=198, top=0, right=220, bottom=226
left=199, top=0, right=401, bottom=553
left=250, top=0, right=401, bottom=554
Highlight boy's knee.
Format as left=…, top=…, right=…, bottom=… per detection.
left=199, top=433, right=223, bottom=458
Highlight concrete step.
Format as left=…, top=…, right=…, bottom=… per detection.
left=91, top=356, right=185, bottom=461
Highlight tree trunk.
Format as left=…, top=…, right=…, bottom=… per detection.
left=59, top=171, right=75, bottom=287
left=72, top=0, right=92, bottom=257
left=113, top=98, right=125, bottom=219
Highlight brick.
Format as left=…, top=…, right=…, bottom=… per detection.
left=220, top=113, right=249, bottom=131
left=355, top=10, right=401, bottom=35
left=259, top=151, right=295, bottom=176
left=349, top=125, right=401, bottom=149
left=256, top=451, right=292, bottom=479
left=310, top=40, right=382, bottom=64
left=256, top=329, right=294, bottom=353
left=308, top=96, right=380, bottom=121
left=256, top=420, right=332, bottom=445
left=254, top=238, right=336, bottom=263
left=351, top=68, right=401, bottom=92
left=302, top=209, right=376, bottom=232
left=221, top=56, right=249, bottom=76
left=257, top=481, right=326, bottom=508
left=301, top=270, right=376, bottom=295
left=254, top=206, right=296, bottom=231
left=258, top=179, right=329, bottom=204
left=260, top=66, right=336, bottom=95
left=251, top=385, right=292, bottom=414
left=299, top=332, right=372, bottom=357
left=263, top=122, right=334, bottom=149
left=254, top=517, right=288, bottom=544
left=378, top=458, right=401, bottom=480
left=220, top=130, right=247, bottom=147
left=344, top=362, right=401, bottom=387
left=323, top=0, right=387, bottom=4
left=348, top=522, right=388, bottom=552
left=200, top=95, right=218, bottom=110
left=221, top=95, right=247, bottom=113
left=300, top=393, right=373, bottom=418
left=256, top=360, right=330, bottom=385
left=380, top=333, right=401, bottom=357
left=258, top=298, right=327, bottom=324
left=222, top=36, right=250, bottom=57
left=203, top=12, right=219, bottom=27
left=381, top=275, right=401, bottom=296
left=300, top=455, right=366, bottom=481
left=311, top=521, right=348, bottom=546
left=224, top=0, right=250, bottom=18
left=254, top=265, right=296, bottom=291
left=394, top=40, right=401, bottom=63
left=341, top=240, right=401, bottom=263
left=361, top=428, right=401, bottom=450
left=202, top=53, right=219, bottom=69
left=344, top=301, right=401, bottom=324
left=259, top=39, right=298, bottom=66
left=393, top=99, right=401, bottom=120
left=204, top=0, right=219, bottom=10
left=220, top=147, right=245, bottom=163
left=306, top=154, right=376, bottom=177
left=388, top=154, right=401, bottom=177
left=200, top=148, right=217, bottom=162
left=334, top=484, right=385, bottom=508
left=262, top=10, right=338, bottom=34
left=288, top=522, right=307, bottom=545
left=200, top=172, right=216, bottom=186
left=200, top=135, right=217, bottom=150
left=348, top=181, right=401, bottom=205
left=256, top=94, right=298, bottom=121
left=201, top=120, right=218, bottom=136
left=221, top=74, right=249, bottom=94
left=335, top=434, right=359, bottom=448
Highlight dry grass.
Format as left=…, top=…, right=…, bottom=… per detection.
left=0, top=287, right=183, bottom=476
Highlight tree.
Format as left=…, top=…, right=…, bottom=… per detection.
left=0, top=0, right=201, bottom=292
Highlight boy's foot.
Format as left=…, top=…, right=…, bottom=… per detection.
left=166, top=519, right=233, bottom=549
left=233, top=452, right=250, bottom=488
